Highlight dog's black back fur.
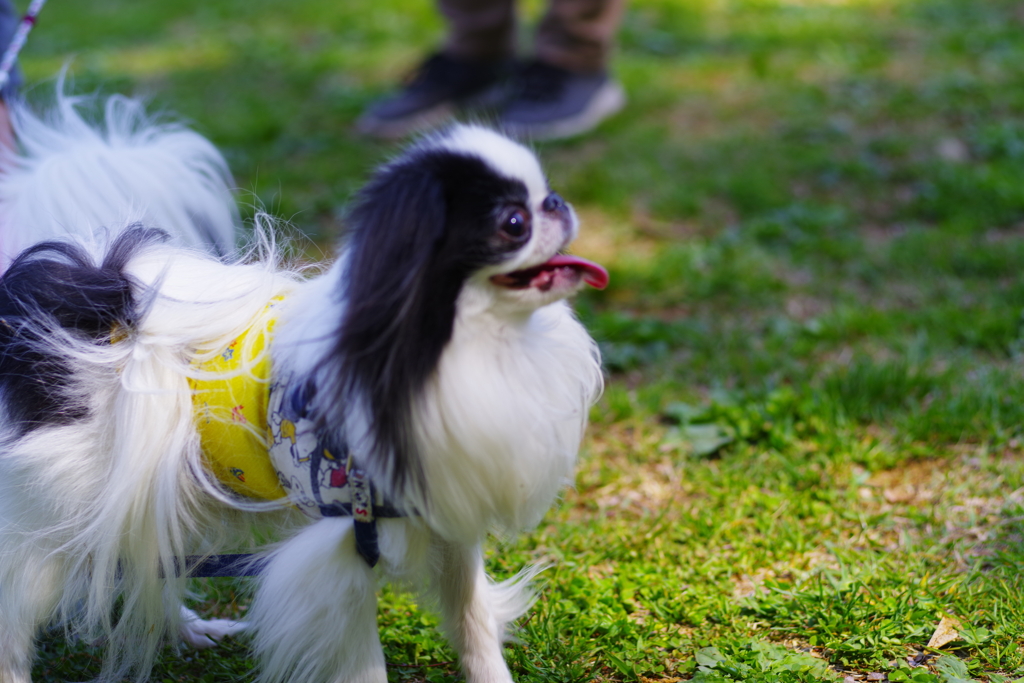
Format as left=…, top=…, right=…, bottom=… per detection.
left=331, top=148, right=531, bottom=497
left=0, top=226, right=166, bottom=435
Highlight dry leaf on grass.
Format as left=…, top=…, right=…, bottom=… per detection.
left=927, top=615, right=963, bottom=649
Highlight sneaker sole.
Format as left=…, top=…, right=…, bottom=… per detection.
left=501, top=80, right=627, bottom=141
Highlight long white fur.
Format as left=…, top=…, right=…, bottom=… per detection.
left=249, top=518, right=388, bottom=683
left=0, top=84, right=238, bottom=268
left=0, top=114, right=604, bottom=683
left=0, top=83, right=253, bottom=652
left=0, top=237, right=302, bottom=682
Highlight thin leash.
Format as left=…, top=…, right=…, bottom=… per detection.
left=174, top=554, right=266, bottom=578
left=0, top=0, right=46, bottom=93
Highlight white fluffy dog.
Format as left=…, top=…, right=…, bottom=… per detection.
left=0, top=88, right=237, bottom=268
left=0, top=88, right=250, bottom=653
left=0, top=92, right=606, bottom=683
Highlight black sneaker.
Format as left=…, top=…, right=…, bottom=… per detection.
left=357, top=52, right=509, bottom=139
left=499, top=60, right=626, bottom=140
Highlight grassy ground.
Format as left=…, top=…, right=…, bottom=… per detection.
left=15, top=0, right=1024, bottom=681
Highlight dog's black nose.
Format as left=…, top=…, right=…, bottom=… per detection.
left=542, top=193, right=566, bottom=213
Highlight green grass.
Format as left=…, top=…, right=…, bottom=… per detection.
left=16, top=0, right=1024, bottom=680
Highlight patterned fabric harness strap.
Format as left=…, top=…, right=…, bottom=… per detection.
left=188, top=296, right=405, bottom=571
left=282, top=385, right=405, bottom=568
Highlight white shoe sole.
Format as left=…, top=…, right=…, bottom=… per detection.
left=502, top=80, right=627, bottom=141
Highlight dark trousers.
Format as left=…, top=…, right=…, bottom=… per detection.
left=439, top=0, right=625, bottom=73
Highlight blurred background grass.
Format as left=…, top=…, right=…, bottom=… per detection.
left=17, top=0, right=1024, bottom=681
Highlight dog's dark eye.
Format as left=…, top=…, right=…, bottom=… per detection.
left=499, top=209, right=531, bottom=243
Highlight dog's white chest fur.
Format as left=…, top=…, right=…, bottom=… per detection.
left=410, top=295, right=602, bottom=542
left=275, top=274, right=603, bottom=545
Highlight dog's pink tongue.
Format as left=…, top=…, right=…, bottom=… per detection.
left=544, top=254, right=609, bottom=290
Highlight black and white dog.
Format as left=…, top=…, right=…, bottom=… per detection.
left=0, top=93, right=605, bottom=683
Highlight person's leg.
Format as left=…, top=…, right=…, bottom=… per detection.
left=498, top=0, right=626, bottom=140
left=0, top=0, right=22, bottom=151
left=535, top=0, right=624, bottom=73
left=356, top=0, right=515, bottom=139
left=441, top=0, right=517, bottom=62
left=0, top=102, right=13, bottom=152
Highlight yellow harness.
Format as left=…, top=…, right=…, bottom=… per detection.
left=185, top=296, right=402, bottom=567
left=188, top=298, right=288, bottom=501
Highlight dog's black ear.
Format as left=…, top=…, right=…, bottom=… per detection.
left=329, top=155, right=462, bottom=499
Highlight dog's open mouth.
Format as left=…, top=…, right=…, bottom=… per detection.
left=490, top=254, right=609, bottom=292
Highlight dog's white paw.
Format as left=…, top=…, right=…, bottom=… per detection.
left=179, top=606, right=249, bottom=649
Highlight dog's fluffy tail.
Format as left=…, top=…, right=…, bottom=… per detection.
left=0, top=84, right=239, bottom=268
